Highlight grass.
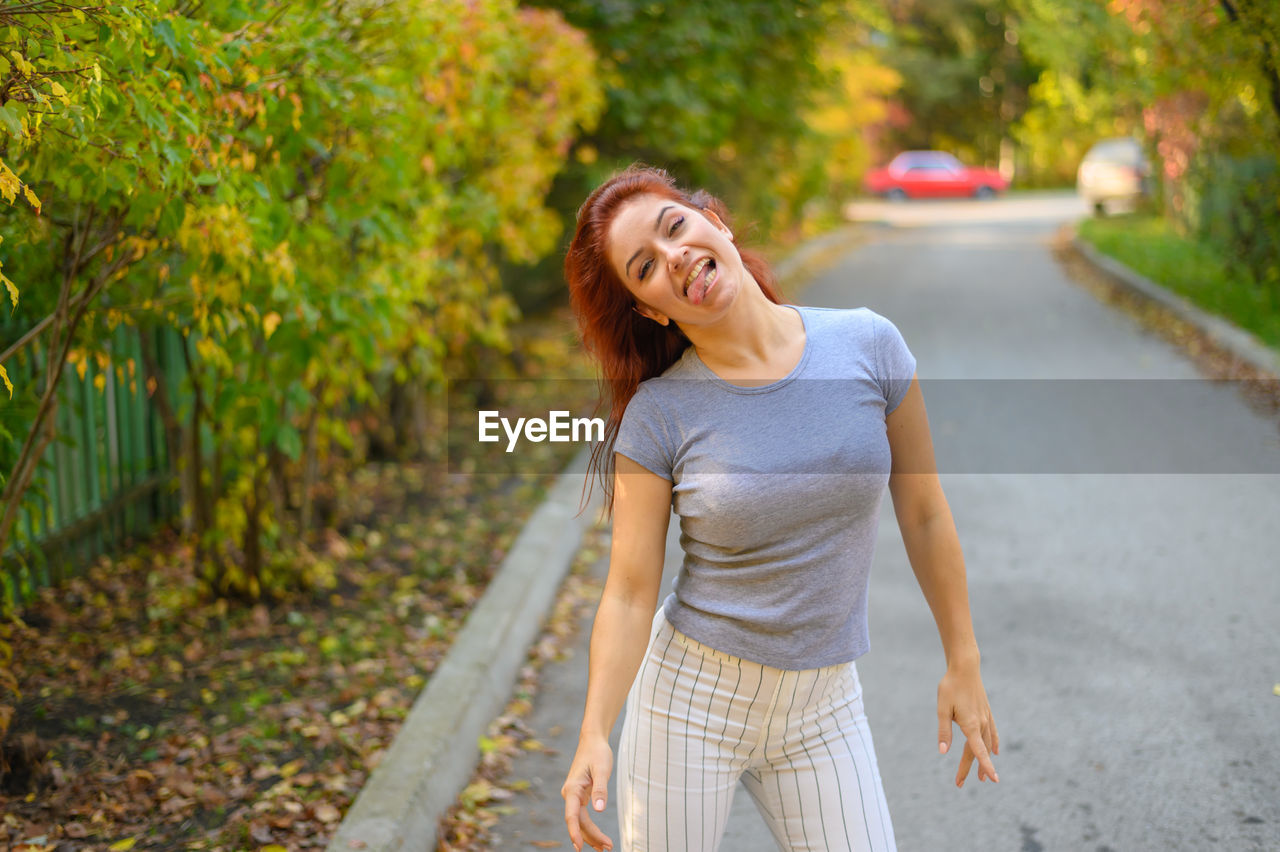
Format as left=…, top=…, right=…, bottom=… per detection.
left=1077, top=214, right=1280, bottom=350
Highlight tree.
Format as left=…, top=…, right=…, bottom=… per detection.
left=876, top=0, right=1043, bottom=176
left=525, top=0, right=879, bottom=235
left=0, top=0, right=603, bottom=597
left=0, top=2, right=220, bottom=560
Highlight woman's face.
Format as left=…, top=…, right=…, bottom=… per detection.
left=606, top=193, right=743, bottom=327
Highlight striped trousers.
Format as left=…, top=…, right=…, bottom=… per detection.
left=617, top=613, right=897, bottom=852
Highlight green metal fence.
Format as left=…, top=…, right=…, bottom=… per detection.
left=1, top=324, right=185, bottom=608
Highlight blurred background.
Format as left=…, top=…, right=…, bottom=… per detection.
left=4, top=0, right=1278, bottom=593
left=0, top=2, right=1277, bottom=848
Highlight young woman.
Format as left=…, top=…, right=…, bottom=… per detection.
left=560, top=165, right=999, bottom=852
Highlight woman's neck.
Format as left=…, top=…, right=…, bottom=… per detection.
left=680, top=289, right=804, bottom=383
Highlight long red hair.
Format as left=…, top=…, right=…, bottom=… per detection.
left=565, top=165, right=784, bottom=510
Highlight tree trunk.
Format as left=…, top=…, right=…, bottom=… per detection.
left=242, top=462, right=264, bottom=597
left=138, top=328, right=189, bottom=527
left=298, top=383, right=325, bottom=535
left=180, top=333, right=212, bottom=548
left=0, top=208, right=122, bottom=555
left=267, top=444, right=291, bottom=550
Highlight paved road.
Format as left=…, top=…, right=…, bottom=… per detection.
left=487, top=194, right=1280, bottom=850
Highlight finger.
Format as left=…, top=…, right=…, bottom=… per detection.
left=990, top=715, right=1000, bottom=756
left=564, top=793, right=585, bottom=851
left=591, top=772, right=609, bottom=814
left=578, top=812, right=614, bottom=851
left=960, top=720, right=998, bottom=783
left=955, top=740, right=976, bottom=787
left=937, top=706, right=953, bottom=755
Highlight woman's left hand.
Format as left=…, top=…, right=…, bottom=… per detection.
left=936, top=664, right=999, bottom=787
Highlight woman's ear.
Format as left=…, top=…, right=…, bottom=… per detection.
left=632, top=304, right=670, bottom=327
left=700, top=207, right=734, bottom=241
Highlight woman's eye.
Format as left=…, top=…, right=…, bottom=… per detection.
left=669, top=215, right=684, bottom=235
left=640, top=259, right=653, bottom=280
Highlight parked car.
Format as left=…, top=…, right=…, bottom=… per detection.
left=1077, top=137, right=1151, bottom=216
left=863, top=150, right=1007, bottom=200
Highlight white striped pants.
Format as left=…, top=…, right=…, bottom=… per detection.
left=617, top=613, right=896, bottom=852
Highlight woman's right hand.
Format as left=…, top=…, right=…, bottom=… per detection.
left=561, top=735, right=615, bottom=852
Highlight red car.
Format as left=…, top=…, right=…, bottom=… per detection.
left=864, top=151, right=1007, bottom=200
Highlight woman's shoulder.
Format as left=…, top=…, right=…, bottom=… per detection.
left=796, top=304, right=899, bottom=343
left=643, top=345, right=701, bottom=383
left=796, top=304, right=891, bottom=325
left=624, top=349, right=698, bottom=411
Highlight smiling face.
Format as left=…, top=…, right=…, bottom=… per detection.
left=606, top=193, right=744, bottom=327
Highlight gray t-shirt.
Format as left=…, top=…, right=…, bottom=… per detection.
left=615, top=305, right=917, bottom=670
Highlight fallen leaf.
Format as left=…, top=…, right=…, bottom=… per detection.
left=108, top=840, right=136, bottom=852
left=460, top=780, right=496, bottom=809
left=313, top=802, right=341, bottom=823
left=252, top=763, right=279, bottom=781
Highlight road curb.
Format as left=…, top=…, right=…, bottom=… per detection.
left=1073, top=235, right=1280, bottom=378
left=326, top=451, right=601, bottom=852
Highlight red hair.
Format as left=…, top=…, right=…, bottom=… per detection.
left=565, top=165, right=784, bottom=511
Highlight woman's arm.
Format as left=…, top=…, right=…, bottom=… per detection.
left=886, top=376, right=1000, bottom=788
left=562, top=454, right=671, bottom=852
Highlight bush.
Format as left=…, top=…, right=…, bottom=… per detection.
left=1191, top=154, right=1280, bottom=302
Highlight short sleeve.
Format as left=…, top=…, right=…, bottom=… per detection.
left=614, top=383, right=676, bottom=480
left=872, top=313, right=917, bottom=414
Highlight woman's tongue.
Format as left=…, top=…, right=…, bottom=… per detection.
left=689, top=260, right=716, bottom=305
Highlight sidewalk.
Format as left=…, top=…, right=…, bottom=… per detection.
left=484, top=518, right=775, bottom=850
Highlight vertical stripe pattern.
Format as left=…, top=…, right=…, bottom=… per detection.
left=618, top=613, right=897, bottom=852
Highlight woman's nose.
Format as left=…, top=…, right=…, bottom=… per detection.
left=664, top=244, right=687, bottom=271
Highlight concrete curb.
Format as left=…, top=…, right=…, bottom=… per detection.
left=326, top=451, right=601, bottom=852
left=1073, top=235, right=1280, bottom=378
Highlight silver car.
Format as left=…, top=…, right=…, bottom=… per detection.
left=1077, top=137, right=1151, bottom=216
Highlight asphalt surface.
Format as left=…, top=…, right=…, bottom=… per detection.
left=485, top=194, right=1280, bottom=851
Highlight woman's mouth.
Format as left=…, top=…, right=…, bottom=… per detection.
left=684, top=258, right=717, bottom=304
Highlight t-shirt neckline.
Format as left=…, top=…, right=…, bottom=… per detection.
left=685, top=305, right=811, bottom=395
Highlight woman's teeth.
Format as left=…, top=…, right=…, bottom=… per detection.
left=686, top=259, right=717, bottom=303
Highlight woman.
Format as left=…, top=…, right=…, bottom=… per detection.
left=560, top=165, right=998, bottom=852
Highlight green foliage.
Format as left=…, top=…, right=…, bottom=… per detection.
left=1078, top=214, right=1280, bottom=348
left=1190, top=153, right=1280, bottom=293
left=0, top=1, right=604, bottom=598
left=1014, top=0, right=1279, bottom=302
left=877, top=0, right=1043, bottom=170
left=1010, top=0, right=1149, bottom=184
left=527, top=0, right=883, bottom=237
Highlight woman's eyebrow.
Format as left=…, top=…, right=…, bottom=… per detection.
left=625, top=205, right=675, bottom=278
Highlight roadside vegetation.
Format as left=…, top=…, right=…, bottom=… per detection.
left=1078, top=215, right=1280, bottom=350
